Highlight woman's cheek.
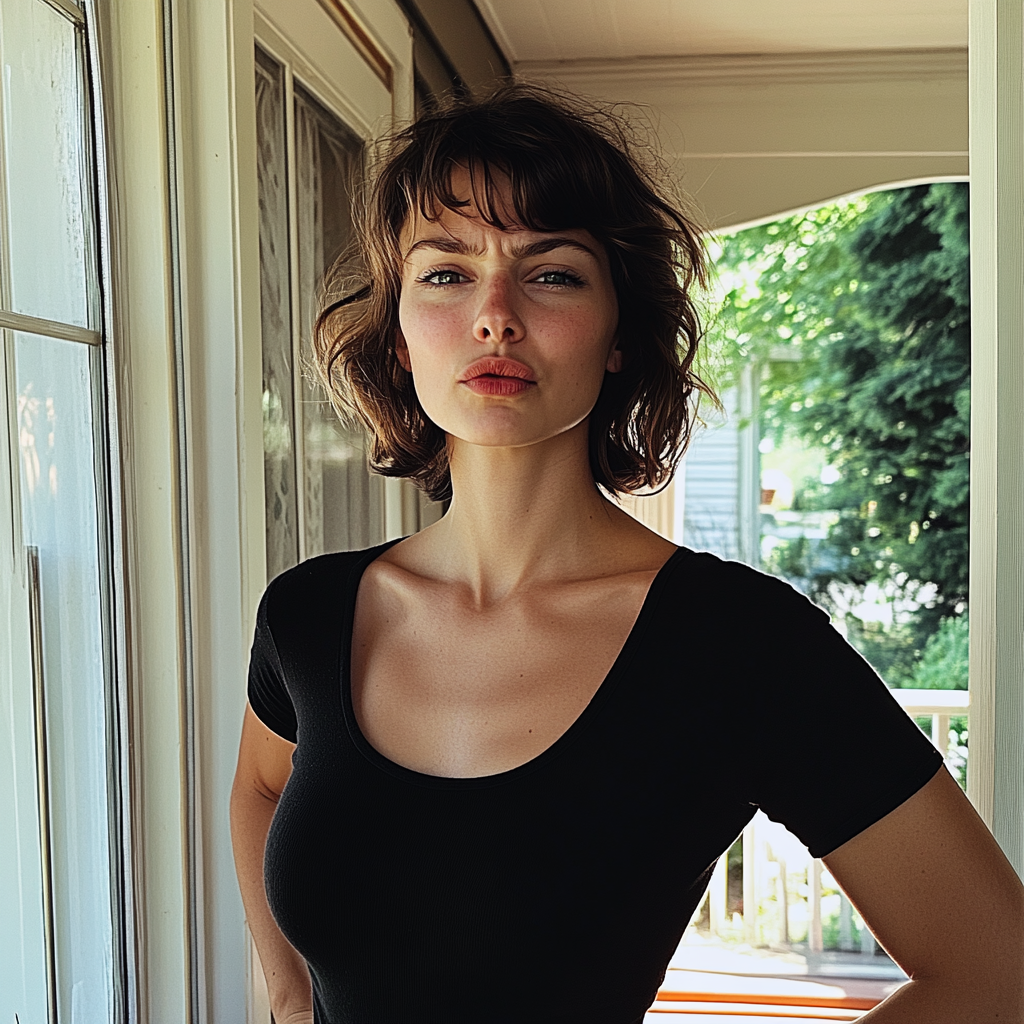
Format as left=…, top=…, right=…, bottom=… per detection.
left=403, top=302, right=466, bottom=367
left=398, top=308, right=459, bottom=423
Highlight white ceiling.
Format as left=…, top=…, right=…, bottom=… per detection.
left=475, top=0, right=968, bottom=64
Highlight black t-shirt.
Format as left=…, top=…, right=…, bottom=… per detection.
left=248, top=540, right=943, bottom=1024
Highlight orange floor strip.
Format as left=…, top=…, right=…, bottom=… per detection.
left=648, top=1011, right=859, bottom=1021
left=655, top=991, right=877, bottom=1011
left=648, top=1003, right=862, bottom=1020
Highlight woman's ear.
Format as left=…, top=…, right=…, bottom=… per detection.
left=606, top=341, right=623, bottom=374
left=395, top=332, right=412, bottom=372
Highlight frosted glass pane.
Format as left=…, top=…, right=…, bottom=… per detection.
left=1, top=0, right=94, bottom=328
left=256, top=45, right=299, bottom=582
left=294, top=85, right=384, bottom=555
left=15, top=333, right=115, bottom=1022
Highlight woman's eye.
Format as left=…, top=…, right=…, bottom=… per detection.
left=418, top=269, right=467, bottom=286
left=532, top=270, right=584, bottom=287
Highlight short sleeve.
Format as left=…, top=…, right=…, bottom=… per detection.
left=739, top=578, right=944, bottom=858
left=247, top=583, right=298, bottom=743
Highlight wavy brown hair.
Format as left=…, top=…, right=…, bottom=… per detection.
left=312, top=82, right=716, bottom=503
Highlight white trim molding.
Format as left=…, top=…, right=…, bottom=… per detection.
left=967, top=0, right=1024, bottom=878
left=516, top=47, right=969, bottom=88
left=92, top=0, right=194, bottom=1019
left=681, top=150, right=968, bottom=160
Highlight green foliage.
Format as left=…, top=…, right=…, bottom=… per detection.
left=911, top=614, right=969, bottom=690
left=843, top=615, right=921, bottom=690
left=709, top=183, right=971, bottom=668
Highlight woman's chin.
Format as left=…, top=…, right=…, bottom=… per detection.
left=447, top=429, right=548, bottom=451
left=426, top=407, right=533, bottom=445
left=444, top=419, right=590, bottom=455
left=425, top=399, right=592, bottom=453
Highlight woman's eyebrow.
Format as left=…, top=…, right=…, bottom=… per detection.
left=509, top=237, right=600, bottom=261
left=404, top=237, right=484, bottom=259
left=403, top=236, right=600, bottom=261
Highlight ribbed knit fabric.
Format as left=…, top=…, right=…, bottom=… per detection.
left=248, top=541, right=942, bottom=1024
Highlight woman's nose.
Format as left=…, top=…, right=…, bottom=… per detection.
left=473, top=276, right=524, bottom=344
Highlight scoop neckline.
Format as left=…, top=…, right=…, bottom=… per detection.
left=339, top=538, right=688, bottom=790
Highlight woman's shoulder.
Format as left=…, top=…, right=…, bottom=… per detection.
left=654, top=547, right=833, bottom=652
left=672, top=546, right=825, bottom=609
left=261, top=540, right=399, bottom=619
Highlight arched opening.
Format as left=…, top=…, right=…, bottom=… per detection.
left=657, top=180, right=971, bottom=1012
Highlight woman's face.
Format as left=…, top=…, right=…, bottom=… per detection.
left=396, top=167, right=621, bottom=453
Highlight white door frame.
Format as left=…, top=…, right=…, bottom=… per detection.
left=168, top=1, right=412, bottom=1020
left=966, top=0, right=1024, bottom=879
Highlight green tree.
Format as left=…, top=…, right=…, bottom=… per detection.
left=708, top=183, right=970, bottom=674
left=911, top=615, right=969, bottom=690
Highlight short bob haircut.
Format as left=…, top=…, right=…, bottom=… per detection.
left=313, top=82, right=715, bottom=503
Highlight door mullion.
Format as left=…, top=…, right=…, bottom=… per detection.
left=284, top=62, right=307, bottom=563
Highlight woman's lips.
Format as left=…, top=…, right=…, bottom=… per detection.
left=462, top=375, right=535, bottom=396
left=459, top=356, right=537, bottom=396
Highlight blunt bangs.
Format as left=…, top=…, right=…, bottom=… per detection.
left=313, top=82, right=717, bottom=503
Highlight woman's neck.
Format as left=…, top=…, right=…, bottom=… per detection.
left=422, top=422, right=654, bottom=606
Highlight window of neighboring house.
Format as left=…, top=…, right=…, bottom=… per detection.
left=0, top=1, right=125, bottom=1021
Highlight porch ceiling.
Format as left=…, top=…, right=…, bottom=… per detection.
left=475, top=0, right=967, bottom=64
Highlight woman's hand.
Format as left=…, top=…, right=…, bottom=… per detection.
left=274, top=1013, right=314, bottom=1024
left=823, top=766, right=1024, bottom=1022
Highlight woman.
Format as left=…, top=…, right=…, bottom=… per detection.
left=231, top=84, right=1024, bottom=1024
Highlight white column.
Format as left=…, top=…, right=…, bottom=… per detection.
left=742, top=820, right=757, bottom=944
left=737, top=362, right=761, bottom=567
left=776, top=857, right=789, bottom=945
left=860, top=914, right=877, bottom=956
left=708, top=854, right=728, bottom=938
left=968, top=0, right=1024, bottom=878
left=838, top=893, right=854, bottom=952
left=672, top=457, right=687, bottom=545
left=931, top=713, right=951, bottom=759
left=384, top=477, right=406, bottom=540
left=808, top=859, right=823, bottom=953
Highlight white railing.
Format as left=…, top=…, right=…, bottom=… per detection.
left=696, top=689, right=970, bottom=954
left=888, top=687, right=970, bottom=759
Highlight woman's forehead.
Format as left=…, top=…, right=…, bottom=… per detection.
left=398, top=163, right=608, bottom=262
left=410, top=164, right=516, bottom=230
left=400, top=209, right=604, bottom=262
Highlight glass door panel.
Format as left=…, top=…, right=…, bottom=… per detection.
left=9, top=332, right=117, bottom=1021
left=0, top=0, right=96, bottom=330
left=14, top=333, right=115, bottom=1021
left=0, top=1, right=121, bottom=1020
left=256, top=43, right=389, bottom=579
left=256, top=46, right=300, bottom=582
left=293, top=83, right=384, bottom=558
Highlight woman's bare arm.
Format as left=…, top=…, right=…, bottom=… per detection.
left=824, top=766, right=1024, bottom=1022
left=230, top=704, right=313, bottom=1024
